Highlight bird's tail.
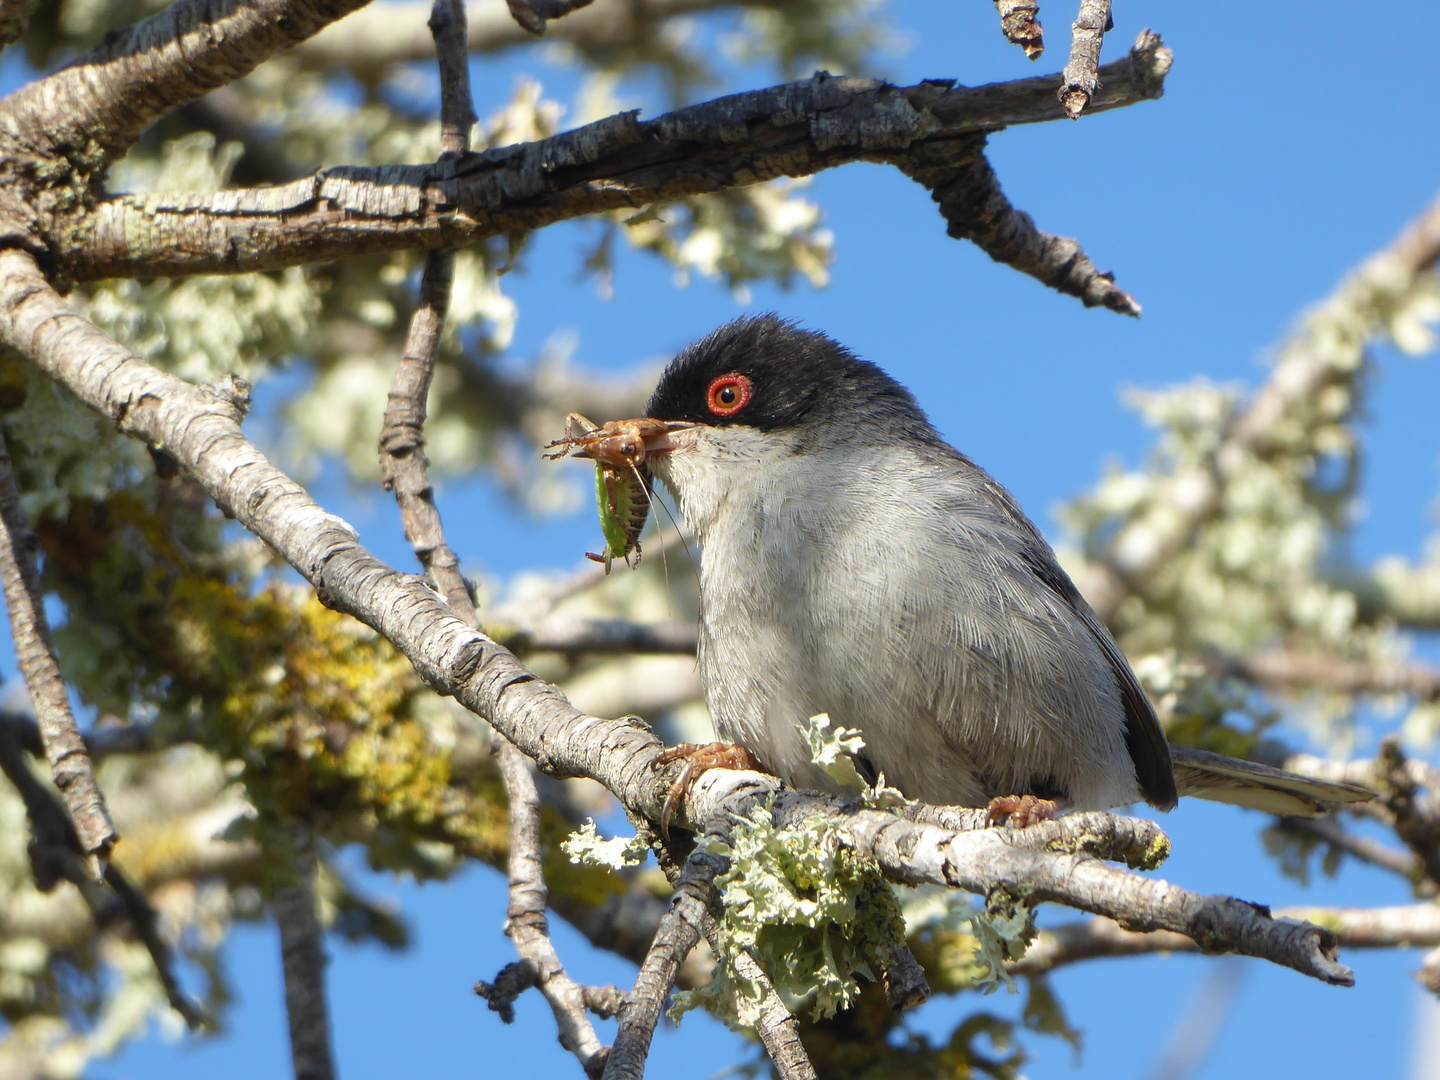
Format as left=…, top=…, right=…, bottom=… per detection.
left=1170, top=745, right=1373, bottom=817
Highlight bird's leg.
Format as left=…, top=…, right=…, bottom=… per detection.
left=986, top=793, right=1063, bottom=829
left=652, top=742, right=765, bottom=839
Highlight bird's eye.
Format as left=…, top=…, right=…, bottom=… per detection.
left=706, top=373, right=752, bottom=417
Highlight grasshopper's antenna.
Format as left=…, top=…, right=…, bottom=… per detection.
left=640, top=469, right=698, bottom=591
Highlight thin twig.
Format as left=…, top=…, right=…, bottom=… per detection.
left=993, top=0, right=1044, bottom=59
left=0, top=723, right=206, bottom=1027
left=605, top=840, right=727, bottom=1080
left=1274, top=815, right=1426, bottom=889
left=1223, top=649, right=1440, bottom=702
left=495, top=740, right=615, bottom=1077
left=273, top=828, right=336, bottom=1080
left=1059, top=0, right=1112, bottom=118
left=378, top=6, right=616, bottom=1074
left=103, top=865, right=209, bottom=1029
left=0, top=425, right=117, bottom=875
left=728, top=946, right=817, bottom=1080
left=496, top=616, right=698, bottom=656
left=648, top=830, right=818, bottom=1080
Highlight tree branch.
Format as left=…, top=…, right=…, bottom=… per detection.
left=502, top=0, right=595, bottom=36
left=274, top=829, right=336, bottom=1080
left=377, top=13, right=621, bottom=1069
left=0, top=0, right=375, bottom=164
left=605, top=841, right=726, bottom=1080
left=1059, top=0, right=1111, bottom=119
left=1274, top=816, right=1426, bottom=889
left=0, top=425, right=117, bottom=872
left=992, top=0, right=1044, bottom=60
left=890, top=128, right=1141, bottom=315
left=72, top=35, right=1172, bottom=304
left=0, top=722, right=206, bottom=1027
left=494, top=736, right=617, bottom=1076
left=497, top=616, right=699, bottom=656
left=1011, top=904, right=1440, bottom=977
left=0, top=247, right=1358, bottom=987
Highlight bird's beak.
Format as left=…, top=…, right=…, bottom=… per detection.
left=641, top=421, right=694, bottom=456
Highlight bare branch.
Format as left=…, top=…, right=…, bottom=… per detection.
left=1275, top=816, right=1426, bottom=888
left=496, top=738, right=616, bottom=1076
left=1267, top=739, right=1440, bottom=894
left=0, top=425, right=117, bottom=872
left=102, top=865, right=209, bottom=1029
left=377, top=14, right=619, bottom=1070
left=73, top=36, right=1172, bottom=301
left=0, top=248, right=1359, bottom=987
left=993, top=0, right=1044, bottom=59
left=891, top=128, right=1142, bottom=315
left=728, top=947, right=817, bottom=1080
left=274, top=829, right=336, bottom=1080
left=1012, top=903, right=1440, bottom=977
left=1059, top=0, right=1112, bottom=119
left=605, top=842, right=726, bottom=1080
left=0, top=0, right=375, bottom=163
left=0, top=723, right=207, bottom=1027
left=498, top=616, right=699, bottom=656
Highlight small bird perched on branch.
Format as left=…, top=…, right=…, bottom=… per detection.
left=576, top=315, right=1371, bottom=830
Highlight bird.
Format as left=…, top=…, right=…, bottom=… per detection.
left=591, top=315, right=1372, bottom=828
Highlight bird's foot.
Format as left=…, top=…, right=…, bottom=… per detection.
left=986, top=794, right=1060, bottom=829
left=652, top=742, right=764, bottom=839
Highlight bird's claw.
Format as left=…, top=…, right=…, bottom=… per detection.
left=986, top=793, right=1060, bottom=829
left=653, top=742, right=763, bottom=840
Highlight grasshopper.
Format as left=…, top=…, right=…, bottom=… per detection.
left=544, top=414, right=686, bottom=573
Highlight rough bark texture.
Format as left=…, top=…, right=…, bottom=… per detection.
left=1, top=0, right=374, bottom=159
left=1059, top=0, right=1112, bottom=118
left=993, top=0, right=1044, bottom=59
left=890, top=130, right=1142, bottom=315
left=69, top=36, right=1171, bottom=297
left=604, top=843, right=725, bottom=1080
left=1012, top=904, right=1440, bottom=977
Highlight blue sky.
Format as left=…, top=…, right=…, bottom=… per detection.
left=5, top=0, right=1440, bottom=1078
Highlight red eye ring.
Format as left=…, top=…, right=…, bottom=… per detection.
left=706, top=373, right=752, bottom=417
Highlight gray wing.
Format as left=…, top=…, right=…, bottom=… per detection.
left=968, top=469, right=1179, bottom=810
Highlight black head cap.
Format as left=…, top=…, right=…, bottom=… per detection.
left=645, top=315, right=932, bottom=443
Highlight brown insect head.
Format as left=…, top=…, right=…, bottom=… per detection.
left=543, top=414, right=693, bottom=466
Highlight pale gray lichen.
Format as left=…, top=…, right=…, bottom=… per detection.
left=804, top=713, right=906, bottom=809
left=669, top=797, right=908, bottom=1026
left=561, top=819, right=651, bottom=871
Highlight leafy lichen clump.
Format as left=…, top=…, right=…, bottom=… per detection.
left=670, top=797, right=908, bottom=1026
